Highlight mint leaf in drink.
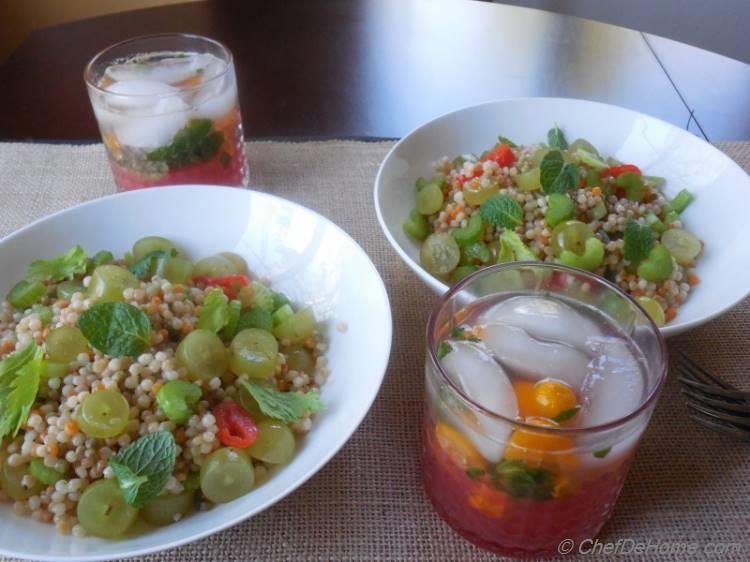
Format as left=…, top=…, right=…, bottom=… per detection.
left=79, top=302, right=152, bottom=357
left=239, top=380, right=325, bottom=423
left=593, top=447, right=612, bottom=459
left=552, top=406, right=580, bottom=423
left=547, top=126, right=568, bottom=149
left=108, top=431, right=177, bottom=508
left=492, top=459, right=554, bottom=500
left=479, top=195, right=523, bottom=229
left=0, top=344, right=43, bottom=440
left=623, top=218, right=655, bottom=263
left=146, top=118, right=224, bottom=170
left=466, top=467, right=485, bottom=479
left=197, top=288, right=230, bottom=333
left=25, top=245, right=88, bottom=282
left=541, top=151, right=580, bottom=194
left=129, top=249, right=177, bottom=280
left=436, top=341, right=452, bottom=359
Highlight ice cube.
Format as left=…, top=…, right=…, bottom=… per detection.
left=189, top=74, right=237, bottom=120
left=481, top=322, right=590, bottom=388
left=105, top=53, right=221, bottom=85
left=580, top=337, right=645, bottom=427
left=478, top=296, right=603, bottom=349
left=440, top=341, right=518, bottom=462
left=99, top=80, right=189, bottom=148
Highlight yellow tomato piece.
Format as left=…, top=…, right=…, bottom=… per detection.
left=533, top=379, right=578, bottom=420
left=435, top=421, right=486, bottom=470
left=504, top=417, right=578, bottom=470
left=468, top=482, right=507, bottom=518
left=513, top=380, right=539, bottom=418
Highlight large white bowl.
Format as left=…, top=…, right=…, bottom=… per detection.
left=375, top=97, right=750, bottom=336
left=0, top=185, right=392, bottom=561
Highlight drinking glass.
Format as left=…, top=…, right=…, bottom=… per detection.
left=84, top=33, right=248, bottom=191
left=422, top=262, right=667, bottom=557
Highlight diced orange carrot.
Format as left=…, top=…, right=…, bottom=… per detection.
left=665, top=308, right=678, bottom=322
left=47, top=443, right=59, bottom=457
left=1, top=340, right=15, bottom=353
left=590, top=186, right=602, bottom=197
left=151, top=296, right=162, bottom=306
left=97, top=383, right=106, bottom=392
left=152, top=382, right=162, bottom=395
left=181, top=322, right=194, bottom=335
left=65, top=421, right=79, bottom=436
left=174, top=285, right=185, bottom=293
left=688, top=274, right=700, bottom=286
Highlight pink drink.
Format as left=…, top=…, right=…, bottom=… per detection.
left=422, top=264, right=667, bottom=556
left=85, top=34, right=248, bottom=191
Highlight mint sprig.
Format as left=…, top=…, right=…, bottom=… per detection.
left=547, top=126, right=568, bottom=149
left=146, top=118, right=224, bottom=170
left=492, top=459, right=554, bottom=500
left=479, top=195, right=523, bottom=229
left=79, top=302, right=152, bottom=357
left=108, top=431, right=177, bottom=508
left=540, top=151, right=580, bottom=194
left=623, top=218, right=655, bottom=263
left=25, top=245, right=88, bottom=283
left=129, top=249, right=177, bottom=280
left=239, top=380, right=325, bottom=423
left=552, top=406, right=580, bottom=423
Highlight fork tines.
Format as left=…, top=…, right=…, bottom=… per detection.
left=675, top=351, right=750, bottom=442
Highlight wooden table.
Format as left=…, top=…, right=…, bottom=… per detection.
left=1, top=0, right=749, bottom=141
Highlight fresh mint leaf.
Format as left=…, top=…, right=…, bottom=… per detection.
left=479, top=195, right=523, bottom=229
left=450, top=326, right=480, bottom=342
left=466, top=467, right=485, bottom=479
left=593, top=447, right=612, bottom=459
left=239, top=380, right=325, bottom=423
left=146, top=118, right=224, bottom=170
left=0, top=344, right=43, bottom=440
left=197, top=288, right=230, bottom=333
left=623, top=218, right=655, bottom=263
left=552, top=406, right=580, bottom=423
left=493, top=459, right=554, bottom=500
left=25, top=246, right=88, bottom=282
left=540, top=151, right=580, bottom=194
left=108, top=431, right=177, bottom=508
left=129, top=249, right=177, bottom=279
left=436, top=341, right=452, bottom=359
left=547, top=126, right=568, bottom=149
left=79, top=302, right=152, bottom=357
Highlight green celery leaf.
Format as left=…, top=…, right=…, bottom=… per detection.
left=479, top=195, right=523, bottom=229
left=0, top=345, right=43, bottom=440
left=623, top=218, right=655, bottom=263
left=239, top=380, right=325, bottom=423
left=108, top=431, right=177, bottom=508
left=78, top=302, right=152, bottom=357
left=25, top=246, right=88, bottom=283
left=197, top=288, right=230, bottom=333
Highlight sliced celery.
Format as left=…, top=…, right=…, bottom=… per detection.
left=671, top=189, right=694, bottom=214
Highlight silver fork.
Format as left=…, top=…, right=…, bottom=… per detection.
left=675, top=352, right=750, bottom=442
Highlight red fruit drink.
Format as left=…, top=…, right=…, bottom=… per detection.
left=85, top=34, right=249, bottom=191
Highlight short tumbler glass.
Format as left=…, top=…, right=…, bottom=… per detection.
left=84, top=33, right=248, bottom=191
left=422, top=263, right=667, bottom=557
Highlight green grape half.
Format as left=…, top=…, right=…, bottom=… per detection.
left=77, top=479, right=138, bottom=538
left=229, top=328, right=278, bottom=379
left=200, top=447, right=255, bottom=504
left=77, top=389, right=130, bottom=439
left=176, top=329, right=229, bottom=382
left=46, top=326, right=89, bottom=363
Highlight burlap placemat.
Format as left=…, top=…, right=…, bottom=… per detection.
left=0, top=140, right=748, bottom=562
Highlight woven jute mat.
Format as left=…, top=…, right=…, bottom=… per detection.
left=0, top=140, right=748, bottom=562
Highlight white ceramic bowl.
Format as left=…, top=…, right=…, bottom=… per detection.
left=0, top=185, right=392, bottom=561
left=375, top=97, right=750, bottom=336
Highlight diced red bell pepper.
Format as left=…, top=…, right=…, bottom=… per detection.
left=600, top=164, right=641, bottom=178
left=192, top=274, right=250, bottom=299
left=482, top=143, right=516, bottom=167
left=214, top=400, right=258, bottom=448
